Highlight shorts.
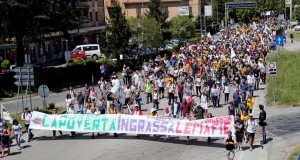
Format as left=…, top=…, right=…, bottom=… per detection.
left=226, top=150, right=235, bottom=159
left=236, top=134, right=243, bottom=142
left=247, top=132, right=255, bottom=139
left=158, top=87, right=164, bottom=93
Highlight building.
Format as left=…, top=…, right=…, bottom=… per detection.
left=104, top=0, right=205, bottom=20
left=0, top=0, right=106, bottom=64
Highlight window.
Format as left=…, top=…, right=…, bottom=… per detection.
left=89, top=12, right=93, bottom=21
left=83, top=46, right=98, bottom=51
left=74, top=47, right=81, bottom=51
left=95, top=11, right=98, bottom=21
left=136, top=7, right=141, bottom=18
left=161, top=6, right=168, bottom=13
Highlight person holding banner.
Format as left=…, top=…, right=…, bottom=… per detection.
left=21, top=108, right=34, bottom=142
left=150, top=108, right=158, bottom=140
left=163, top=107, right=171, bottom=142
left=52, top=109, right=62, bottom=139
left=67, top=104, right=76, bottom=137
left=131, top=105, right=143, bottom=138
left=108, top=104, right=119, bottom=137
left=184, top=112, right=194, bottom=145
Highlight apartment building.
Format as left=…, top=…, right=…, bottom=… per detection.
left=0, top=0, right=106, bottom=64
left=105, top=0, right=205, bottom=20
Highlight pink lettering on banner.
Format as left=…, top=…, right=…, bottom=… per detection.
left=184, top=122, right=192, bottom=134
left=121, top=118, right=129, bottom=131
left=152, top=120, right=159, bottom=132
left=160, top=120, right=167, bottom=133
left=175, top=121, right=182, bottom=133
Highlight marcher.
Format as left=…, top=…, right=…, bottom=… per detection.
left=234, top=116, right=244, bottom=151
left=108, top=104, right=119, bottom=137
left=1, top=125, right=10, bottom=158
left=21, top=107, right=34, bottom=142
left=131, top=105, right=143, bottom=138
left=224, top=131, right=236, bottom=160
left=171, top=97, right=181, bottom=118
left=76, top=91, right=85, bottom=114
left=163, top=106, right=171, bottom=141
left=67, top=104, right=76, bottom=137
left=245, top=113, right=256, bottom=151
left=52, top=109, right=62, bottom=139
left=12, top=119, right=22, bottom=150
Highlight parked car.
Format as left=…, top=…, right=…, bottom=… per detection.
left=70, top=50, right=86, bottom=60
left=72, top=44, right=102, bottom=60
left=165, top=43, right=174, bottom=49
left=294, top=25, right=300, bottom=31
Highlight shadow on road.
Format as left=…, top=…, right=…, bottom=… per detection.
left=34, top=134, right=225, bottom=148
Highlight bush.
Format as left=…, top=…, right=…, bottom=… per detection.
left=1, top=60, right=10, bottom=68
left=189, top=37, right=200, bottom=43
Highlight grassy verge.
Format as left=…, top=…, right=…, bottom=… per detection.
left=267, top=50, right=300, bottom=106
left=289, top=145, right=300, bottom=160
left=287, top=30, right=300, bottom=42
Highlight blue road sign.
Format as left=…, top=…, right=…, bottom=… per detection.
left=275, top=36, right=285, bottom=45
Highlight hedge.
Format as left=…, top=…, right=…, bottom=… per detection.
left=0, top=49, right=173, bottom=97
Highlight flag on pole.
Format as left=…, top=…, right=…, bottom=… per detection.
left=1, top=103, right=13, bottom=123
left=230, top=48, right=236, bottom=58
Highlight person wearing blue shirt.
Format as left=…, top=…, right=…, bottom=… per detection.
left=239, top=79, right=248, bottom=100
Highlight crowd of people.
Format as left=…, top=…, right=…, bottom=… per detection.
left=0, top=17, right=282, bottom=159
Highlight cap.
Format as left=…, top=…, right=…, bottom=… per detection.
left=151, top=108, right=157, bottom=112
left=165, top=106, right=169, bottom=110
left=259, top=104, right=264, bottom=110
left=134, top=104, right=139, bottom=107
left=249, top=113, right=253, bottom=117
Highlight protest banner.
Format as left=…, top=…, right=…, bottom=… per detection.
left=30, top=111, right=234, bottom=137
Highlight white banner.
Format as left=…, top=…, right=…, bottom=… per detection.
left=179, top=6, right=190, bottom=16
left=30, top=112, right=234, bottom=137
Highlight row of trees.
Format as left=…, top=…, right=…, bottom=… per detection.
left=0, top=0, right=87, bottom=66
left=106, top=0, right=195, bottom=59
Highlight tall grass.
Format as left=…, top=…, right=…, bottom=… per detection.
left=267, top=50, right=300, bottom=106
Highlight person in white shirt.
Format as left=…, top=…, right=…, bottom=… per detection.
left=247, top=72, right=255, bottom=96
left=156, top=76, right=165, bottom=98
left=98, top=77, right=107, bottom=95
left=223, top=83, right=230, bottom=104
left=21, top=108, right=33, bottom=142
left=152, top=89, right=160, bottom=110
left=124, top=85, right=133, bottom=105
left=67, top=104, right=77, bottom=137
left=68, top=86, right=76, bottom=100
left=246, top=114, right=257, bottom=151
left=132, top=71, right=141, bottom=88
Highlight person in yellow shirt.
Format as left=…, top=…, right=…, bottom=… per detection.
left=247, top=95, right=254, bottom=113
left=165, top=74, right=174, bottom=86
left=150, top=108, right=158, bottom=140
left=108, top=104, right=119, bottom=137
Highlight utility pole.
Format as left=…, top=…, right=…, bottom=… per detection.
left=290, top=0, right=292, bottom=20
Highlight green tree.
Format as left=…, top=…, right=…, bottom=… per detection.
left=139, top=17, right=163, bottom=49
left=145, top=0, right=170, bottom=40
left=0, top=0, right=86, bottom=66
left=294, top=6, right=300, bottom=21
left=106, top=2, right=131, bottom=59
left=169, top=15, right=195, bottom=40
left=128, top=17, right=142, bottom=49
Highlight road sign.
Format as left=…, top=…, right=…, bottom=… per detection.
left=13, top=74, right=34, bottom=80
left=275, top=36, right=285, bottom=45
left=13, top=67, right=34, bottom=74
left=14, top=81, right=35, bottom=87
left=226, top=1, right=256, bottom=9
left=204, top=5, right=212, bottom=16
left=38, top=85, right=50, bottom=98
left=268, top=62, right=277, bottom=76
left=13, top=67, right=35, bottom=87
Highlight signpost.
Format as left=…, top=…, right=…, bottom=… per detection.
left=13, top=66, right=35, bottom=114
left=268, top=62, right=277, bottom=102
left=38, top=85, right=50, bottom=109
left=225, top=1, right=256, bottom=29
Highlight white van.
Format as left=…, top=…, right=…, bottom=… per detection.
left=73, top=44, right=101, bottom=60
